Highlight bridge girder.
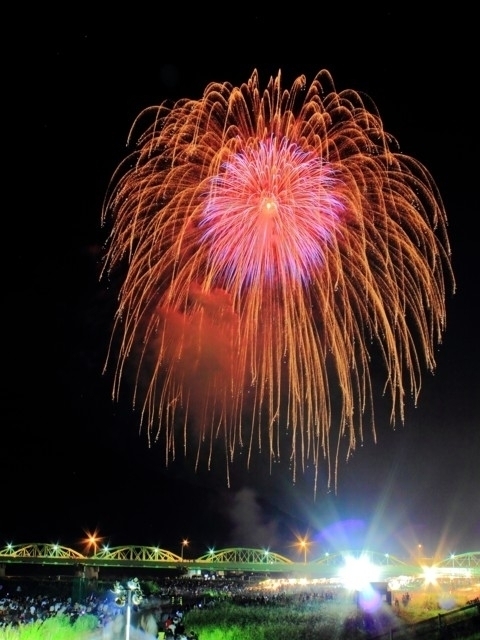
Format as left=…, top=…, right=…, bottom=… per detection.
left=1, top=544, right=479, bottom=578
left=197, top=547, right=292, bottom=565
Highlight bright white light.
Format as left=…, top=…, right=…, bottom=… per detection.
left=338, top=555, right=380, bottom=590
left=422, top=566, right=438, bottom=586
left=389, top=576, right=415, bottom=591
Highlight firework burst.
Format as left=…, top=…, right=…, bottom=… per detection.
left=101, top=69, right=454, bottom=494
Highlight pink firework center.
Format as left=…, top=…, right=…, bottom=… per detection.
left=200, top=137, right=344, bottom=288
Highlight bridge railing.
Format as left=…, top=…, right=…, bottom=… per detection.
left=1, top=544, right=479, bottom=578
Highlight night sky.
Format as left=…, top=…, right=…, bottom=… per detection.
left=5, top=10, right=478, bottom=564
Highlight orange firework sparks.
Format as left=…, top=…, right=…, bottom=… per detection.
left=101, top=69, right=454, bottom=495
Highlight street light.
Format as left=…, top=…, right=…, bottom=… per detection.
left=112, top=578, right=143, bottom=640
left=181, top=538, right=189, bottom=561
left=83, top=528, right=103, bottom=556
left=297, top=536, right=310, bottom=564
left=86, top=535, right=99, bottom=556
left=82, top=529, right=104, bottom=582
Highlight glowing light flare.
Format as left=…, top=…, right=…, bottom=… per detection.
left=294, top=535, right=313, bottom=564
left=83, top=528, right=104, bottom=556
left=422, top=565, right=439, bottom=586
left=101, top=68, right=454, bottom=495
left=338, top=555, right=381, bottom=590
left=181, top=538, right=189, bottom=561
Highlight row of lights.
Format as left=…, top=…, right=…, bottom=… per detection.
left=8, top=531, right=454, bottom=564
left=85, top=532, right=313, bottom=562
left=85, top=532, right=344, bottom=564
left=85, top=532, right=191, bottom=561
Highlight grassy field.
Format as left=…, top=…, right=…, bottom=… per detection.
left=0, top=584, right=478, bottom=639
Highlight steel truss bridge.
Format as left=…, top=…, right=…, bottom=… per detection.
left=1, top=544, right=479, bottom=580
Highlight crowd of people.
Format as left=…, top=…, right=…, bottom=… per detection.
left=0, top=573, right=350, bottom=638
left=0, top=578, right=200, bottom=638
left=3, top=572, right=475, bottom=639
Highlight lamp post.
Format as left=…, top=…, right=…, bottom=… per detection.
left=113, top=578, right=143, bottom=640
left=83, top=528, right=103, bottom=558
left=86, top=534, right=99, bottom=556
left=181, top=538, right=189, bottom=561
left=297, top=536, right=310, bottom=564
left=83, top=530, right=104, bottom=583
